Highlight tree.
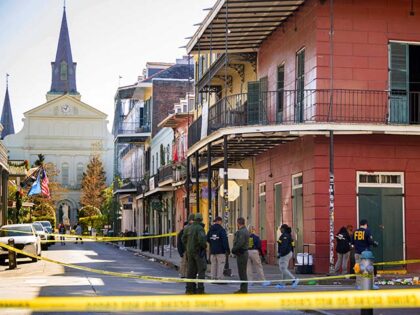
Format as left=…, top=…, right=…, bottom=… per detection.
left=32, top=203, right=56, bottom=227
left=101, top=185, right=118, bottom=226
left=79, top=205, right=102, bottom=233
left=81, top=155, right=107, bottom=209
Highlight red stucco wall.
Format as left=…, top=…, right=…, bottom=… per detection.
left=255, top=135, right=420, bottom=273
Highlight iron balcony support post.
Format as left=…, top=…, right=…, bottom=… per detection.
left=223, top=135, right=229, bottom=228
left=186, top=156, right=190, bottom=216
left=196, top=151, right=200, bottom=213
left=329, top=130, right=335, bottom=274
left=207, top=143, right=212, bottom=223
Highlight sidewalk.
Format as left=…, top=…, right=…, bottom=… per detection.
left=111, top=243, right=355, bottom=285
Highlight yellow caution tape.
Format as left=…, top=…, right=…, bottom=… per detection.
left=0, top=242, right=355, bottom=284
left=2, top=229, right=176, bottom=242
left=374, top=259, right=420, bottom=266
left=0, top=289, right=419, bottom=312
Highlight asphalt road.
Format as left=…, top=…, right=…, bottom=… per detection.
left=0, top=241, right=418, bottom=315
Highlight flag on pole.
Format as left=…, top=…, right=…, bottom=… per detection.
left=28, top=172, right=41, bottom=196
left=41, top=169, right=50, bottom=198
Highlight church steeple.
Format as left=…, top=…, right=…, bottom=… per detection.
left=48, top=5, right=79, bottom=99
left=1, top=74, right=15, bottom=139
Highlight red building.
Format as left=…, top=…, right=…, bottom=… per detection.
left=186, top=0, right=420, bottom=273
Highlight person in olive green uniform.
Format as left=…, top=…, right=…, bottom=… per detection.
left=232, top=217, right=249, bottom=293
left=182, top=213, right=207, bottom=294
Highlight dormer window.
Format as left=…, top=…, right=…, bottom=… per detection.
left=60, top=60, right=68, bottom=80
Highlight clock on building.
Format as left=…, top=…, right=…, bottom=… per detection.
left=61, top=104, right=71, bottom=113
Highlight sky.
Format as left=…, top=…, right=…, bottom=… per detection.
left=0, top=0, right=215, bottom=131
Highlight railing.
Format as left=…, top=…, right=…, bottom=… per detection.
left=188, top=115, right=202, bottom=148
left=158, top=164, right=174, bottom=184
left=116, top=122, right=151, bottom=135
left=188, top=89, right=420, bottom=148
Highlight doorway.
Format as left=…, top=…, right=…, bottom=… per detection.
left=292, top=174, right=303, bottom=253
left=258, top=183, right=267, bottom=239
left=274, top=182, right=283, bottom=254
left=357, top=172, right=405, bottom=268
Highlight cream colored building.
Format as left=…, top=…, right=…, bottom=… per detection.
left=3, top=7, right=113, bottom=226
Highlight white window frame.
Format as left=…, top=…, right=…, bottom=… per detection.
left=292, top=173, right=303, bottom=190
left=259, top=182, right=266, bottom=196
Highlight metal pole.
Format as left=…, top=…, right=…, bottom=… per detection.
left=8, top=238, right=17, bottom=269
left=223, top=135, right=229, bottom=229
left=328, top=0, right=336, bottom=275
left=329, top=130, right=335, bottom=274
left=195, top=151, right=200, bottom=213
left=207, top=143, right=212, bottom=223
left=186, top=156, right=190, bottom=216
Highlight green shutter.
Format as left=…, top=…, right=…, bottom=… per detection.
left=247, top=81, right=261, bottom=124
left=389, top=42, right=409, bottom=123
left=277, top=65, right=285, bottom=123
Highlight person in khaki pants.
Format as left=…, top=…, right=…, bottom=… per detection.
left=247, top=227, right=265, bottom=282
left=207, top=216, right=230, bottom=280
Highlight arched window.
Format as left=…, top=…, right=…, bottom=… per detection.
left=76, top=163, right=84, bottom=187
left=61, top=162, right=69, bottom=187
left=60, top=61, right=68, bottom=81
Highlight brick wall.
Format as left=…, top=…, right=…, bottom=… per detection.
left=255, top=134, right=420, bottom=272
left=152, top=80, right=193, bottom=137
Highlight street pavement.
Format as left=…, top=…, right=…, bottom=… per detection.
left=0, top=241, right=418, bottom=315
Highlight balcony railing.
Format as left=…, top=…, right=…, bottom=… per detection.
left=188, top=89, right=420, bottom=148
left=116, top=122, right=151, bottom=135
left=158, top=164, right=174, bottom=184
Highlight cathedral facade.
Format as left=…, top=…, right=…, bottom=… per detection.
left=4, top=7, right=114, bottom=226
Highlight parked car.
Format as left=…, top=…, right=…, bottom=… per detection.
left=0, top=224, right=41, bottom=265
left=34, top=220, right=55, bottom=245
left=32, top=222, right=49, bottom=251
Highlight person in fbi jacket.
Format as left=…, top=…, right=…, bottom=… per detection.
left=353, top=219, right=378, bottom=287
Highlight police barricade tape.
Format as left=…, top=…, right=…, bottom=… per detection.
left=0, top=242, right=356, bottom=284
left=1, top=229, right=176, bottom=242
left=374, top=259, right=420, bottom=266
left=41, top=232, right=177, bottom=243
left=0, top=289, right=419, bottom=312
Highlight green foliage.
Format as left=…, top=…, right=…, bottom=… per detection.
left=79, top=205, right=101, bottom=218
left=79, top=215, right=106, bottom=234
left=32, top=203, right=56, bottom=227
left=81, top=155, right=107, bottom=209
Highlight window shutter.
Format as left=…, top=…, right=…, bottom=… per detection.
left=389, top=42, right=409, bottom=123
left=247, top=81, right=261, bottom=124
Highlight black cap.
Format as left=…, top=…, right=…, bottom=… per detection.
left=280, top=224, right=289, bottom=230
left=213, top=216, right=223, bottom=222
left=359, top=219, right=368, bottom=226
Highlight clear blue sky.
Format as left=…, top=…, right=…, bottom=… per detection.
left=0, top=0, right=215, bottom=131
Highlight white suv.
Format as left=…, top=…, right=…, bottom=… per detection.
left=0, top=224, right=41, bottom=265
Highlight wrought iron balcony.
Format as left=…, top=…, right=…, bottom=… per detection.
left=158, top=164, right=174, bottom=184
left=188, top=89, right=420, bottom=148
left=115, top=122, right=151, bottom=135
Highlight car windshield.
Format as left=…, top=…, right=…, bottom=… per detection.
left=39, top=221, right=52, bottom=228
left=33, top=224, right=44, bottom=232
left=0, top=226, right=33, bottom=237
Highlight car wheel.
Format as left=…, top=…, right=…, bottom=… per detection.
left=31, top=257, right=39, bottom=262
left=0, top=257, right=5, bottom=265
left=41, top=244, right=48, bottom=251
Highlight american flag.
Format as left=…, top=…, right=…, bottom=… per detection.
left=41, top=169, right=50, bottom=198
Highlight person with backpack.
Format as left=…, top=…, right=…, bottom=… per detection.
left=247, top=227, right=265, bottom=282
left=333, top=226, right=352, bottom=274
left=207, top=216, right=230, bottom=280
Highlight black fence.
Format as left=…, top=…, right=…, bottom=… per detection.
left=158, top=164, right=174, bottom=184
left=188, top=89, right=420, bottom=148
